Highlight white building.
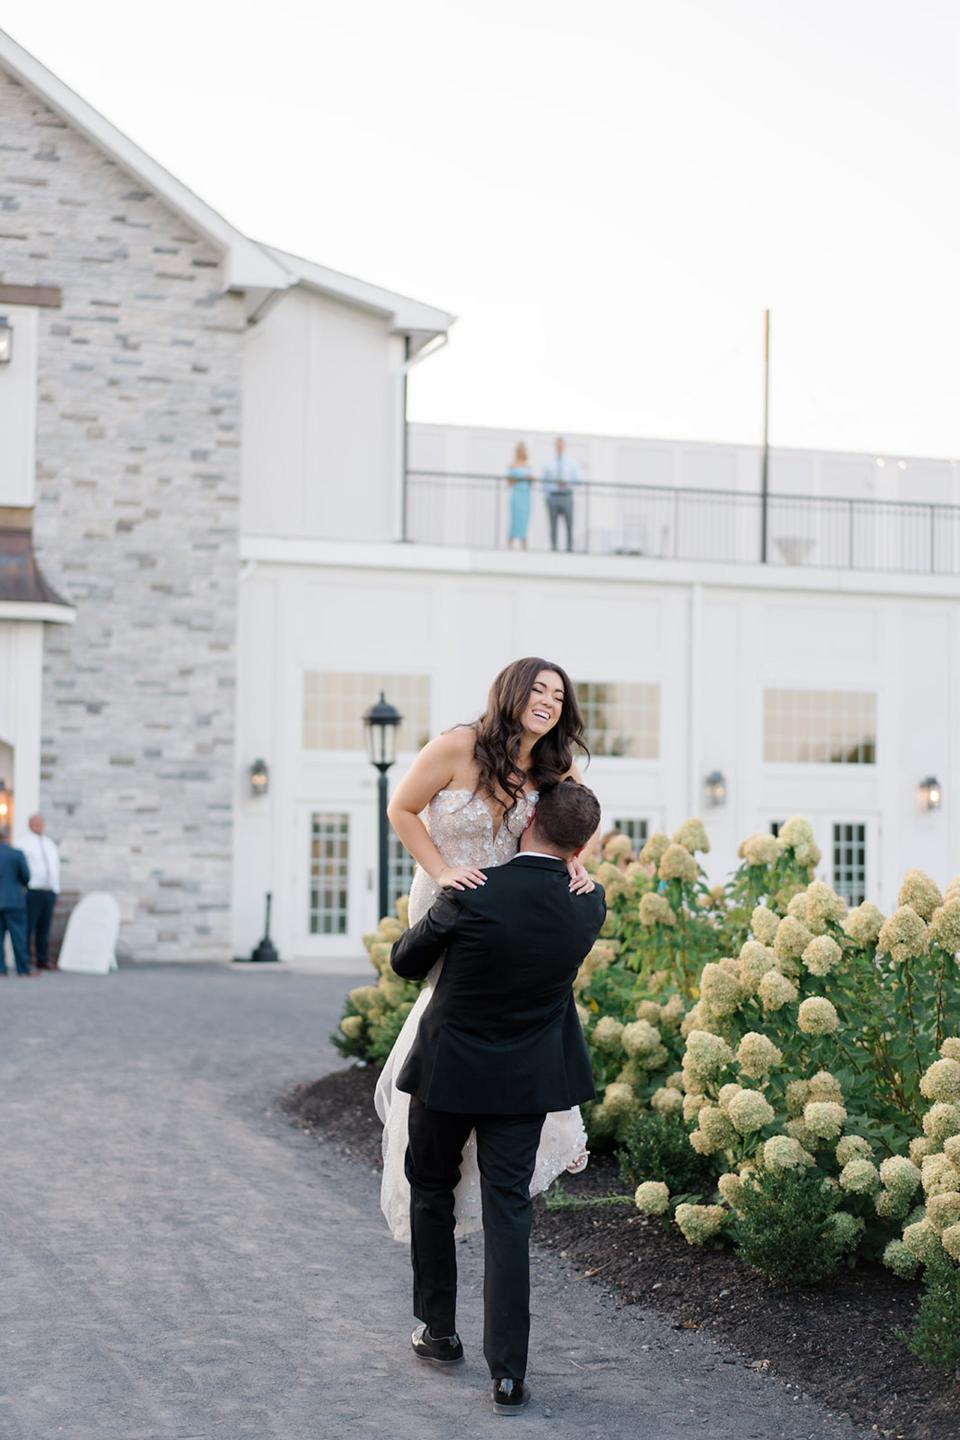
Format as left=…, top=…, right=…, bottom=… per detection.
left=2, top=30, right=957, bottom=966
left=238, top=414, right=960, bottom=960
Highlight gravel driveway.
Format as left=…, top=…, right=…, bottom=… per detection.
left=0, top=966, right=871, bottom=1439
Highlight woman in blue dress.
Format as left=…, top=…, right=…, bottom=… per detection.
left=506, top=441, right=533, bottom=549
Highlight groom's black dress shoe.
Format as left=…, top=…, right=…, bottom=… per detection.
left=410, top=1323, right=464, bottom=1366
left=492, top=1378, right=530, bottom=1414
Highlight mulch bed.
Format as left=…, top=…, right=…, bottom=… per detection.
left=284, top=1065, right=959, bottom=1440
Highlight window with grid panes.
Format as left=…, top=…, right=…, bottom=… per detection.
left=309, top=812, right=350, bottom=934
left=763, top=689, right=876, bottom=764
left=387, top=832, right=416, bottom=914
left=612, top=817, right=649, bottom=852
left=303, top=672, right=431, bottom=752
left=576, top=681, right=659, bottom=758
left=832, top=823, right=867, bottom=905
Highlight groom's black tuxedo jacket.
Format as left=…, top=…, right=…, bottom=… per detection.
left=390, top=855, right=605, bottom=1115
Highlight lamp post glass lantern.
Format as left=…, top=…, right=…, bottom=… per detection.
left=364, top=692, right=403, bottom=922
left=249, top=758, right=269, bottom=797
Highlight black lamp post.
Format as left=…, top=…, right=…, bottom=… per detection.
left=364, top=691, right=402, bottom=921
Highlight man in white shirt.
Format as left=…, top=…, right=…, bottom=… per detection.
left=18, top=814, right=61, bottom=972
left=541, top=436, right=582, bottom=552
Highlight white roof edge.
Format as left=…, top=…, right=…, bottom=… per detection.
left=0, top=600, right=75, bottom=624
left=0, top=27, right=292, bottom=292
left=262, top=244, right=456, bottom=337
left=0, top=28, right=455, bottom=330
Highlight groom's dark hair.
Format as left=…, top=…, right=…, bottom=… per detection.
left=532, top=779, right=601, bottom=854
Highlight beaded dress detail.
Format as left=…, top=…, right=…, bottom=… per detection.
left=374, top=788, right=587, bottom=1241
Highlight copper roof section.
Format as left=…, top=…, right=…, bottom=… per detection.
left=0, top=527, right=72, bottom=608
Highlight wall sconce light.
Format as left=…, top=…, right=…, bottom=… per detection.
left=0, top=777, right=11, bottom=823
left=0, top=319, right=12, bottom=366
left=704, top=770, right=727, bottom=807
left=249, top=758, right=269, bottom=797
left=919, top=776, right=942, bottom=812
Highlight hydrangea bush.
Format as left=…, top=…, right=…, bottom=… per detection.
left=577, top=821, right=724, bottom=1144
left=625, top=821, right=960, bottom=1278
left=333, top=899, right=424, bottom=1065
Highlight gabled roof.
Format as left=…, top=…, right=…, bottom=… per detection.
left=262, top=245, right=456, bottom=351
left=0, top=28, right=290, bottom=292
left=0, top=28, right=455, bottom=344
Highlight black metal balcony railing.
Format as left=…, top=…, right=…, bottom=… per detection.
left=404, top=471, right=960, bottom=576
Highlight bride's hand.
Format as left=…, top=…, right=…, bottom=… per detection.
left=436, top=865, right=487, bottom=891
left=566, top=857, right=595, bottom=894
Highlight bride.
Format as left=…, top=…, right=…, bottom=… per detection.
left=375, top=656, right=596, bottom=1240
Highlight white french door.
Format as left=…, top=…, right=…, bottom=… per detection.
left=295, top=802, right=374, bottom=957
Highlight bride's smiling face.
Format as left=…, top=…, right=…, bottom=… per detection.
left=520, top=670, right=566, bottom=739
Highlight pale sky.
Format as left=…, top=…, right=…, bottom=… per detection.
left=5, top=1, right=959, bottom=459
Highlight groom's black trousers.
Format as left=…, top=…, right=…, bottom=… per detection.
left=405, top=1097, right=546, bottom=1380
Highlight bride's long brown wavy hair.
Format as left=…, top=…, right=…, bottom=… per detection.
left=467, top=657, right=588, bottom=810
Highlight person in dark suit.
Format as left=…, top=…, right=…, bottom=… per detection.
left=0, top=824, right=32, bottom=976
left=390, top=779, right=605, bottom=1414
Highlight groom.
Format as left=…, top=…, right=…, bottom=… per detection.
left=390, top=779, right=605, bottom=1414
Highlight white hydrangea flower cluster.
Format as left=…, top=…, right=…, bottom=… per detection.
left=636, top=832, right=667, bottom=868
left=727, top=1088, right=776, bottom=1135
left=897, top=869, right=942, bottom=922
left=699, top=960, right=747, bottom=1018
left=634, top=1180, right=670, bottom=1215
left=590, top=1015, right=625, bottom=1054
left=638, top=892, right=677, bottom=928
left=774, top=915, right=814, bottom=966
left=603, top=832, right=633, bottom=864
left=736, top=1031, right=782, bottom=1079
left=801, top=935, right=843, bottom=978
left=750, top=905, right=780, bottom=946
left=681, top=1030, right=735, bottom=1090
left=877, top=905, right=930, bottom=963
left=763, top=1135, right=814, bottom=1171
left=672, top=817, right=710, bottom=854
left=930, top=899, right=960, bottom=954
left=841, top=901, right=885, bottom=947
left=738, top=833, right=785, bottom=867
left=803, top=881, right=847, bottom=933
left=737, top=940, right=779, bottom=993
left=797, top=996, right=839, bottom=1035
left=658, top=842, right=699, bottom=884
left=650, top=1086, right=684, bottom=1116
left=757, top=969, right=798, bottom=1012
left=839, top=1157, right=881, bottom=1194
left=777, top=815, right=822, bottom=867
left=674, top=1203, right=727, bottom=1245
left=803, top=1100, right=847, bottom=1140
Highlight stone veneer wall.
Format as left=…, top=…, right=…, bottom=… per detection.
left=0, top=68, right=244, bottom=959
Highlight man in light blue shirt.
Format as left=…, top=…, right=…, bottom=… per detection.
left=541, top=437, right=581, bottom=552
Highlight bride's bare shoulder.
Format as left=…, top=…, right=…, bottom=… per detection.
left=429, top=725, right=477, bottom=780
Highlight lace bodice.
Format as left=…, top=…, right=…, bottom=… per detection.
left=408, top=787, right=539, bottom=924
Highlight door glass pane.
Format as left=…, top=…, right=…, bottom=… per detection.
left=309, top=813, right=350, bottom=935
left=387, top=832, right=416, bottom=915
left=612, top=817, right=649, bottom=851
left=832, top=822, right=866, bottom=905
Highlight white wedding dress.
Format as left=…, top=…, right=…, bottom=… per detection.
left=374, top=787, right=588, bottom=1240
